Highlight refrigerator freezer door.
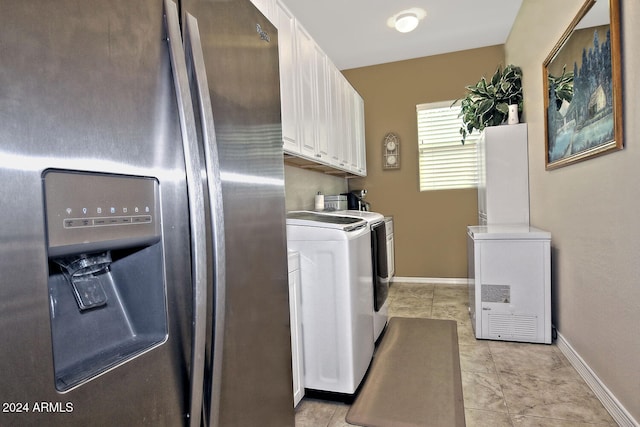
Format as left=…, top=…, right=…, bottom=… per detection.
left=0, top=1, right=194, bottom=425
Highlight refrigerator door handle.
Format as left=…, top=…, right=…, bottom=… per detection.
left=164, top=1, right=207, bottom=426
left=184, top=13, right=227, bottom=427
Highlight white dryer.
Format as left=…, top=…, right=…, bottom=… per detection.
left=286, top=211, right=374, bottom=394
left=326, top=210, right=389, bottom=341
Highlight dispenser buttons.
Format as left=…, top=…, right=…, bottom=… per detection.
left=63, top=215, right=152, bottom=229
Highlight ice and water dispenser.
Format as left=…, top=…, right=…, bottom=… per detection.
left=44, top=170, right=168, bottom=392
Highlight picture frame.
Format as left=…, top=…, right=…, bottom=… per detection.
left=382, top=133, right=400, bottom=170
left=543, top=0, right=623, bottom=170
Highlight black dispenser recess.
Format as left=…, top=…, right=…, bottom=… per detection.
left=43, top=170, right=168, bottom=392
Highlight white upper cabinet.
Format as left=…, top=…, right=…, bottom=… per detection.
left=276, top=2, right=366, bottom=176
left=325, top=66, right=367, bottom=177
left=275, top=0, right=298, bottom=153
left=295, top=22, right=320, bottom=160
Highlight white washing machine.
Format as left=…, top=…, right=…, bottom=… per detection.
left=286, top=211, right=374, bottom=394
left=325, top=210, right=389, bottom=341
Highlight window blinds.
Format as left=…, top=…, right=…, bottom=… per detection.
left=417, top=101, right=480, bottom=191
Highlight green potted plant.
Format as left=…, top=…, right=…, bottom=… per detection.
left=455, top=64, right=523, bottom=144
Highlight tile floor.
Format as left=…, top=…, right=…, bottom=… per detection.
left=294, top=281, right=617, bottom=427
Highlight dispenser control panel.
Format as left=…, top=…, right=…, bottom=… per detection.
left=44, top=170, right=161, bottom=256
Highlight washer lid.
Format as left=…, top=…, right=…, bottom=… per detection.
left=328, top=210, right=384, bottom=225
left=287, top=211, right=367, bottom=231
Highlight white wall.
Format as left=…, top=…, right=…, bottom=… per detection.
left=506, top=0, right=640, bottom=421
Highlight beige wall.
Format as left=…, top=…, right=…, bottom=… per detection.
left=342, top=46, right=504, bottom=278
left=507, top=0, right=639, bottom=421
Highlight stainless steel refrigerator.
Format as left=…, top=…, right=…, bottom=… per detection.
left=0, top=0, right=294, bottom=426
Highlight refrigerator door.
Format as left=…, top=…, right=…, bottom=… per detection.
left=180, top=9, right=228, bottom=427
left=0, top=1, right=195, bottom=425
left=179, top=1, right=295, bottom=425
left=164, top=2, right=209, bottom=426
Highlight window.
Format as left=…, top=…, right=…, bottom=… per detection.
left=417, top=101, right=480, bottom=191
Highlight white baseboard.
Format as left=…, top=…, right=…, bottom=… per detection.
left=391, top=276, right=470, bottom=286
left=556, top=332, right=638, bottom=427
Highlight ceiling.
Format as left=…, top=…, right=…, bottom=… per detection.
left=281, top=0, right=524, bottom=70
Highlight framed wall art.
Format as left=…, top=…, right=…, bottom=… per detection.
left=543, top=0, right=623, bottom=170
left=383, top=133, right=400, bottom=169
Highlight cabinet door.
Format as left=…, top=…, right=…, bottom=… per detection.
left=314, top=43, right=329, bottom=160
left=347, top=88, right=359, bottom=172
left=327, top=64, right=342, bottom=166
left=334, top=73, right=350, bottom=168
left=353, top=91, right=366, bottom=176
left=276, top=1, right=298, bottom=154
left=341, top=77, right=354, bottom=168
left=295, top=23, right=319, bottom=159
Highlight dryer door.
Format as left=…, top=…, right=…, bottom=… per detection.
left=371, top=221, right=389, bottom=311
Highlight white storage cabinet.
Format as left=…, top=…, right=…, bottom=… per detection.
left=477, top=123, right=529, bottom=225
left=274, top=4, right=366, bottom=176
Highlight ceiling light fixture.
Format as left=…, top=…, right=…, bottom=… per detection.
left=395, top=12, right=419, bottom=33
left=387, top=8, right=427, bottom=34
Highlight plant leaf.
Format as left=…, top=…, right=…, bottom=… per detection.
left=491, top=67, right=501, bottom=86
left=500, top=81, right=512, bottom=93
left=476, top=99, right=494, bottom=116
left=496, top=102, right=509, bottom=114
